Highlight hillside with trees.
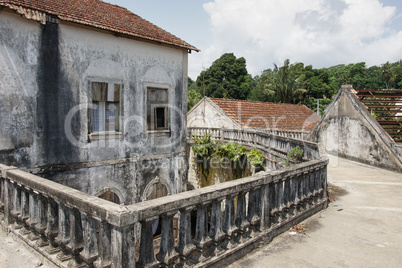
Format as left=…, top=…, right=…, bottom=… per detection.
left=188, top=53, right=402, bottom=114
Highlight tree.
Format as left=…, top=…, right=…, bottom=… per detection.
left=381, top=62, right=397, bottom=89
left=195, top=53, right=253, bottom=100
left=187, top=77, right=202, bottom=111
left=262, top=59, right=305, bottom=103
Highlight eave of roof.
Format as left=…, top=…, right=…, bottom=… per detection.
left=0, top=0, right=200, bottom=52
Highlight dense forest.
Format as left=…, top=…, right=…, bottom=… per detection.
left=188, top=53, right=402, bottom=114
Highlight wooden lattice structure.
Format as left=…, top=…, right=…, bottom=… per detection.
left=355, top=89, right=402, bottom=143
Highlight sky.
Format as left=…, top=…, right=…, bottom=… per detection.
left=106, top=0, right=402, bottom=80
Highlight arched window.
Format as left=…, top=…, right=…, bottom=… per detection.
left=143, top=176, right=171, bottom=201
left=96, top=187, right=123, bottom=204
left=143, top=177, right=172, bottom=236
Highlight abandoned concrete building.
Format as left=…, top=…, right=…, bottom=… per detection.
left=309, top=85, right=402, bottom=172
left=188, top=97, right=321, bottom=140
left=0, top=1, right=331, bottom=267
left=0, top=0, right=200, bottom=205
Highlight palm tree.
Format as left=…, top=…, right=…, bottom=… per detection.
left=381, top=62, right=396, bottom=89
left=270, top=59, right=304, bottom=103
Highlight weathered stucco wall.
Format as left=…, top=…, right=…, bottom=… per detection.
left=187, top=97, right=240, bottom=129
left=309, top=86, right=402, bottom=172
left=0, top=10, right=189, bottom=203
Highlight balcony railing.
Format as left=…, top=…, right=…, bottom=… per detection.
left=0, top=129, right=328, bottom=268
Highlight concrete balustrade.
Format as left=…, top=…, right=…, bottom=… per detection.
left=0, top=129, right=328, bottom=267
left=188, top=127, right=323, bottom=169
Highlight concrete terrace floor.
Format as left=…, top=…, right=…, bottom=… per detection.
left=229, top=155, right=402, bottom=268
left=0, top=155, right=401, bottom=268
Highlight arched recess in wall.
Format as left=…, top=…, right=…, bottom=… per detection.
left=141, top=66, right=173, bottom=87
left=96, top=187, right=124, bottom=204
left=142, top=176, right=171, bottom=201
left=85, top=59, right=125, bottom=80
left=143, top=177, right=172, bottom=236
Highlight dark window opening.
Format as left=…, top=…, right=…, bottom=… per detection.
left=155, top=107, right=166, bottom=129
left=147, top=88, right=168, bottom=131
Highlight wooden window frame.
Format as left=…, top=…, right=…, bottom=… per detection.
left=147, top=87, right=169, bottom=131
left=88, top=80, right=123, bottom=141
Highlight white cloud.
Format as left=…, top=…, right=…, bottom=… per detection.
left=192, top=0, right=402, bottom=78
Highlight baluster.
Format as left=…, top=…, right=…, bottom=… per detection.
left=301, top=172, right=309, bottom=210
left=313, top=168, right=320, bottom=203
left=193, top=201, right=213, bottom=262
left=248, top=187, right=261, bottom=234
left=176, top=206, right=196, bottom=266
left=288, top=176, right=297, bottom=218
left=56, top=203, right=73, bottom=262
left=80, top=212, right=99, bottom=266
left=45, top=198, right=60, bottom=254
left=282, top=178, right=291, bottom=221
left=223, top=193, right=238, bottom=248
left=268, top=182, right=276, bottom=228
left=54, top=202, right=70, bottom=247
left=320, top=166, right=328, bottom=200
left=308, top=170, right=315, bottom=206
left=209, top=197, right=225, bottom=254
left=27, top=190, right=40, bottom=241
left=27, top=190, right=38, bottom=228
left=294, top=173, right=302, bottom=213
left=111, top=224, right=136, bottom=268
left=297, top=173, right=305, bottom=211
left=94, top=220, right=112, bottom=268
left=235, top=191, right=250, bottom=235
left=11, top=183, right=22, bottom=225
left=3, top=179, right=14, bottom=226
left=35, top=194, right=49, bottom=247
left=209, top=197, right=225, bottom=256
left=156, top=211, right=179, bottom=267
left=0, top=177, right=4, bottom=211
left=66, top=208, right=83, bottom=256
left=10, top=182, right=21, bottom=222
left=19, top=187, right=30, bottom=235
left=259, top=184, right=270, bottom=231
left=137, top=216, right=159, bottom=268
left=273, top=180, right=282, bottom=224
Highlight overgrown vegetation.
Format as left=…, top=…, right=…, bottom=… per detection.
left=283, top=146, right=304, bottom=166
left=189, top=54, right=402, bottom=113
left=192, top=133, right=264, bottom=167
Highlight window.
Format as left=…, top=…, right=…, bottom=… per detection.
left=147, top=88, right=168, bottom=131
left=90, top=81, right=121, bottom=134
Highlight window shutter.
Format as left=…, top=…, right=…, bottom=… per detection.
left=92, top=82, right=107, bottom=102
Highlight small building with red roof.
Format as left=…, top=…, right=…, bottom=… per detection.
left=188, top=97, right=320, bottom=138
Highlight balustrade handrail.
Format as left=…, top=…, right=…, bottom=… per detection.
left=126, top=159, right=327, bottom=222
left=0, top=129, right=329, bottom=268
left=187, top=127, right=325, bottom=160
left=1, top=164, right=124, bottom=226
left=1, top=157, right=327, bottom=227
left=188, top=127, right=316, bottom=144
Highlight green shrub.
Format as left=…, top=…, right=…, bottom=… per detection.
left=283, top=146, right=304, bottom=166
left=192, top=133, right=217, bottom=159
left=192, top=135, right=264, bottom=167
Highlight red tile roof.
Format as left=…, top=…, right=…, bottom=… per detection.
left=0, top=0, right=199, bottom=52
left=209, top=98, right=320, bottom=131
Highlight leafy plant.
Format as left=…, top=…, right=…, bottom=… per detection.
left=192, top=133, right=217, bottom=159
left=247, top=148, right=264, bottom=166
left=192, top=135, right=264, bottom=167
left=216, top=142, right=247, bottom=162
left=283, top=146, right=304, bottom=166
